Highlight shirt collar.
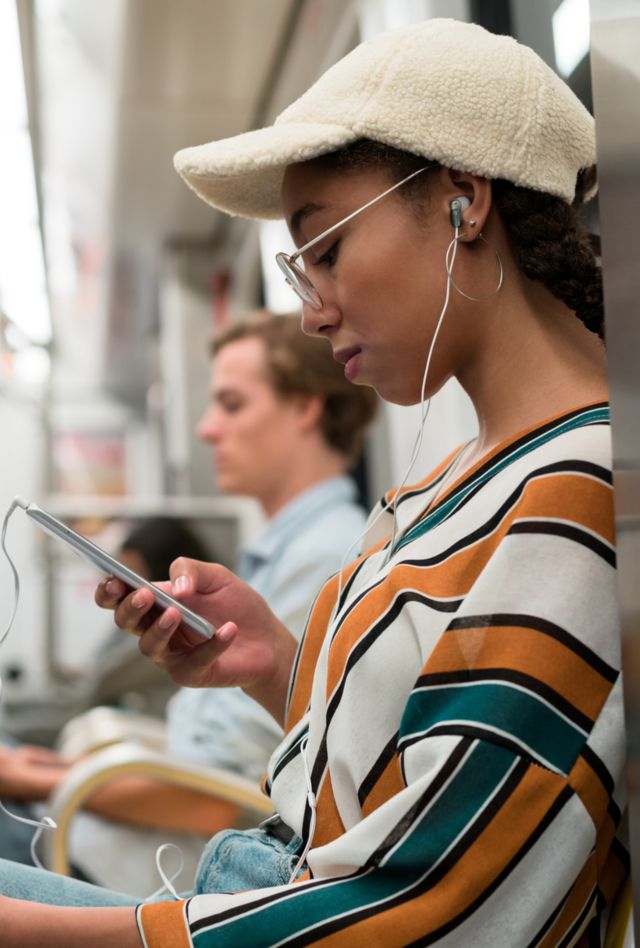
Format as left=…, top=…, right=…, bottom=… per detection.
left=241, top=475, right=358, bottom=566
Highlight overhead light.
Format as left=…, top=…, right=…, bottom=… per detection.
left=552, top=0, right=590, bottom=78
left=0, top=0, right=52, bottom=346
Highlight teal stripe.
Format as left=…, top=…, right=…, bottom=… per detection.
left=400, top=682, right=585, bottom=775
left=395, top=406, right=609, bottom=554
left=192, top=741, right=517, bottom=947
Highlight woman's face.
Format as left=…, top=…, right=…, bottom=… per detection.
left=281, top=162, right=466, bottom=406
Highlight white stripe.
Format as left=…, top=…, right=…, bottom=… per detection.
left=400, top=721, right=564, bottom=776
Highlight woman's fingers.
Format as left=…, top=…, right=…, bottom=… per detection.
left=137, top=617, right=239, bottom=687
left=94, top=576, right=129, bottom=608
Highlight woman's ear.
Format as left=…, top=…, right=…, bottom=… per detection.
left=439, top=168, right=493, bottom=241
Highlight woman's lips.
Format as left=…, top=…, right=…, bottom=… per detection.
left=334, top=346, right=362, bottom=381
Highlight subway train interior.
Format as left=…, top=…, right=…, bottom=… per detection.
left=0, top=0, right=639, bottom=942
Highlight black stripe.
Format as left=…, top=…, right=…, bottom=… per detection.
left=578, top=746, right=622, bottom=827
left=335, top=552, right=375, bottom=617
left=435, top=457, right=612, bottom=530
left=403, top=783, right=576, bottom=946
left=526, top=880, right=572, bottom=947
left=556, top=885, right=597, bottom=948
left=394, top=447, right=467, bottom=509
left=312, top=589, right=466, bottom=789
left=290, top=755, right=530, bottom=946
left=357, top=732, right=399, bottom=808
left=398, top=459, right=611, bottom=568
left=427, top=405, right=610, bottom=516
left=189, top=880, right=324, bottom=933
left=509, top=519, right=616, bottom=567
left=270, top=730, right=308, bottom=784
left=580, top=742, right=615, bottom=796
left=415, top=668, right=594, bottom=734
left=399, top=722, right=567, bottom=774
left=446, top=613, right=618, bottom=684
left=610, top=835, right=631, bottom=873
left=362, top=738, right=474, bottom=868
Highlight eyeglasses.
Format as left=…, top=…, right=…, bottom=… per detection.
left=275, top=166, right=428, bottom=310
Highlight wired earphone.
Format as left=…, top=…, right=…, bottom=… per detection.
left=295, top=194, right=485, bottom=880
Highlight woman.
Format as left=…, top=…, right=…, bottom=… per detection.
left=0, top=18, right=624, bottom=947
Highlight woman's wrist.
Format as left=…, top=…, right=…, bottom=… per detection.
left=244, top=621, right=298, bottom=727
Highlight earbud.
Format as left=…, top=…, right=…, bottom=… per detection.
left=449, top=196, right=471, bottom=228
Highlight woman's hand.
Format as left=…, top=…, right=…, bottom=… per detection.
left=95, top=558, right=298, bottom=726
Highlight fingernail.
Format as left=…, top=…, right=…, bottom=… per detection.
left=105, top=579, right=120, bottom=596
left=174, top=575, right=189, bottom=595
left=216, top=622, right=234, bottom=643
left=132, top=593, right=146, bottom=609
left=158, top=611, right=175, bottom=630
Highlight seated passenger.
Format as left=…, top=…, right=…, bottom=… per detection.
left=2, top=516, right=211, bottom=744
left=0, top=313, right=376, bottom=893
left=0, top=20, right=625, bottom=948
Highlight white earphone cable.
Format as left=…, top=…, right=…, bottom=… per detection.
left=0, top=497, right=58, bottom=868
left=334, top=226, right=462, bottom=604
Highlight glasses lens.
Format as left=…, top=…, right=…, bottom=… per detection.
left=275, top=253, right=322, bottom=310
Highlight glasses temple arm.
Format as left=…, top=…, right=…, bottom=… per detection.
left=290, top=165, right=427, bottom=262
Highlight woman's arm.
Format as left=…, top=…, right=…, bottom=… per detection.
left=95, top=559, right=298, bottom=727
left=2, top=897, right=141, bottom=948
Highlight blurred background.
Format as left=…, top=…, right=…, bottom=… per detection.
left=0, top=0, right=594, bottom=701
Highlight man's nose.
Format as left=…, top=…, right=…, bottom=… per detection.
left=196, top=409, right=220, bottom=442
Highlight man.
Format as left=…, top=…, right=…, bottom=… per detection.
left=0, top=312, right=377, bottom=894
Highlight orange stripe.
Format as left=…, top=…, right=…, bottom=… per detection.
left=361, top=754, right=405, bottom=818
left=536, top=856, right=597, bottom=948
left=310, top=763, right=567, bottom=947
left=515, top=475, right=614, bottom=544
left=138, top=901, right=191, bottom=948
left=429, top=626, right=612, bottom=722
left=569, top=755, right=612, bottom=835
left=287, top=544, right=388, bottom=730
left=286, top=575, right=341, bottom=730
left=323, top=536, right=505, bottom=698
left=598, top=844, right=628, bottom=905
left=313, top=770, right=346, bottom=848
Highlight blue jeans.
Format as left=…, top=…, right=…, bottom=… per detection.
left=0, top=817, right=302, bottom=906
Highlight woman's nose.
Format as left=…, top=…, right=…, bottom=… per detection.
left=300, top=297, right=341, bottom=338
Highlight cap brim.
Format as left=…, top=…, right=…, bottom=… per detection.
left=173, top=121, right=357, bottom=220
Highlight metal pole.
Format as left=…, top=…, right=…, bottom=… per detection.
left=590, top=0, right=640, bottom=934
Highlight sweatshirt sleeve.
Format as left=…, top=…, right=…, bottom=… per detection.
left=137, top=462, right=626, bottom=947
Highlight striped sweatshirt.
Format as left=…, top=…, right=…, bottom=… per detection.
left=137, top=403, right=627, bottom=947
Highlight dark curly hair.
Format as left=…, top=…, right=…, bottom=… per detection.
left=307, top=140, right=604, bottom=340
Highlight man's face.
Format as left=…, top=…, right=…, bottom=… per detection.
left=196, top=336, right=305, bottom=510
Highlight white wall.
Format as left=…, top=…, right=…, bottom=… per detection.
left=0, top=394, right=48, bottom=691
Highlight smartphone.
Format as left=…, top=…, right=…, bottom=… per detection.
left=24, top=502, right=215, bottom=640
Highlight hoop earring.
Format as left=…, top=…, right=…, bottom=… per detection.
left=445, top=233, right=504, bottom=302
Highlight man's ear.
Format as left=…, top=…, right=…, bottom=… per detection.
left=294, top=393, right=325, bottom=433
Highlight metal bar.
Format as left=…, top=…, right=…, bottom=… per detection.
left=590, top=0, right=640, bottom=934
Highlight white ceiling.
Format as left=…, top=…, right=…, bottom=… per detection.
left=23, top=0, right=357, bottom=402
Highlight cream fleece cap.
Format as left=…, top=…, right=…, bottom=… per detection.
left=174, top=18, right=596, bottom=219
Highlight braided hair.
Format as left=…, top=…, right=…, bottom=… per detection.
left=492, top=170, right=603, bottom=339
left=307, top=141, right=604, bottom=340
